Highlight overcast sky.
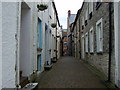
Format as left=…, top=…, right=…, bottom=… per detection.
left=54, top=0, right=84, bottom=29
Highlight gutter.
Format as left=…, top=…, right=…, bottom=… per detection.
left=52, top=1, right=61, bottom=60
left=52, top=2, right=60, bottom=27
left=108, top=2, right=112, bottom=82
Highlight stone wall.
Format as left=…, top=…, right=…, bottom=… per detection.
left=79, top=2, right=115, bottom=83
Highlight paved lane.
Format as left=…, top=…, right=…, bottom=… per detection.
left=37, top=56, right=106, bottom=88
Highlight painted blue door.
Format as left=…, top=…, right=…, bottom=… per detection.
left=38, top=19, right=42, bottom=49
left=37, top=18, right=42, bottom=71
left=38, top=55, right=42, bottom=71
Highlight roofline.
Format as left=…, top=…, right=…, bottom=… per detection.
left=71, top=1, right=85, bottom=31
left=71, top=9, right=81, bottom=32
left=52, top=2, right=60, bottom=27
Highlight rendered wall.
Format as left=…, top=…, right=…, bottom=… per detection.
left=0, top=1, right=2, bottom=90
left=2, top=2, right=18, bottom=88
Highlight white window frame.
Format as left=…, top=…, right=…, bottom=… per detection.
left=89, top=27, right=94, bottom=53
left=96, top=18, right=103, bottom=53
left=82, top=16, right=85, bottom=26
left=85, top=32, right=89, bottom=53
left=85, top=4, right=88, bottom=20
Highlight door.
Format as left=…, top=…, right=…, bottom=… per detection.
left=37, top=18, right=42, bottom=71
left=38, top=19, right=42, bottom=49
left=37, top=55, right=42, bottom=71
left=81, top=35, right=85, bottom=59
left=45, top=24, right=50, bottom=65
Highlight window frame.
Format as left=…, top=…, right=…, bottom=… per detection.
left=89, top=27, right=94, bottom=53
left=85, top=7, right=88, bottom=26
left=82, top=16, right=85, bottom=30
left=89, top=1, right=93, bottom=14
left=85, top=32, right=89, bottom=53
left=88, top=1, right=93, bottom=19
left=96, top=0, right=102, bottom=10
left=96, top=18, right=103, bottom=53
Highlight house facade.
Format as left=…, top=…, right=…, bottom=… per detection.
left=79, top=2, right=115, bottom=82
left=71, top=1, right=119, bottom=87
left=71, top=9, right=81, bottom=58
left=1, top=0, right=61, bottom=88
left=62, top=29, right=68, bottom=55
left=67, top=10, right=76, bottom=56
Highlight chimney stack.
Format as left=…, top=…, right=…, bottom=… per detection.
left=68, top=10, right=71, bottom=17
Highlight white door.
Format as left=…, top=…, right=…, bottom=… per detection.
left=81, top=35, right=85, bottom=59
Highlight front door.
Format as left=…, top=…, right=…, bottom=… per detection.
left=81, top=35, right=85, bottom=59
left=37, top=18, right=42, bottom=71
left=37, top=55, right=42, bottom=71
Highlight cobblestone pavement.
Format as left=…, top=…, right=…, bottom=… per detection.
left=37, top=56, right=106, bottom=88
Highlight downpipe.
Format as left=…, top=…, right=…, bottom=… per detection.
left=108, top=2, right=112, bottom=82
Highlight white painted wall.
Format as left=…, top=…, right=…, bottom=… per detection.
left=36, top=0, right=58, bottom=68
left=0, top=1, right=2, bottom=90
left=1, top=0, right=61, bottom=88
left=32, top=2, right=38, bottom=72
left=2, top=2, right=18, bottom=88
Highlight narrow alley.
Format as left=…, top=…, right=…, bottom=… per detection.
left=36, top=56, right=106, bottom=88
left=1, top=0, right=120, bottom=89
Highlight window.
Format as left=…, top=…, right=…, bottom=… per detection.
left=96, top=18, right=103, bottom=53
left=85, top=6, right=88, bottom=20
left=85, top=7, right=88, bottom=26
left=88, top=1, right=93, bottom=19
left=85, top=32, right=88, bottom=53
left=89, top=27, right=94, bottom=53
left=96, top=0, right=102, bottom=9
left=82, top=16, right=85, bottom=30
left=89, top=1, right=93, bottom=14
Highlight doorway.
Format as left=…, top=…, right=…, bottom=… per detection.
left=81, top=35, right=85, bottom=59
left=19, top=2, right=31, bottom=77
left=37, top=18, right=42, bottom=71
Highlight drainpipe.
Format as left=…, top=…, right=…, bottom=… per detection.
left=56, top=26, right=57, bottom=60
left=108, top=2, right=112, bottom=82
left=61, top=38, right=63, bottom=56
left=71, top=33, right=72, bottom=56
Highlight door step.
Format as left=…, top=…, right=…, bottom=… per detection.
left=51, top=57, right=57, bottom=63
left=44, top=64, right=53, bottom=70
left=23, top=83, right=38, bottom=90
left=20, top=77, right=29, bottom=88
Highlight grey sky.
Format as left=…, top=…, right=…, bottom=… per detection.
left=54, top=0, right=84, bottom=29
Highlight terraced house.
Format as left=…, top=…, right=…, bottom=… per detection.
left=71, top=1, right=120, bottom=88
left=80, top=1, right=115, bottom=83
left=1, top=0, right=61, bottom=89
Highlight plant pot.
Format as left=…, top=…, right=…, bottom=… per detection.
left=51, top=23, right=57, bottom=28
left=37, top=4, right=48, bottom=11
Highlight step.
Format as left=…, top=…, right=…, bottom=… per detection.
left=20, top=76, right=29, bottom=88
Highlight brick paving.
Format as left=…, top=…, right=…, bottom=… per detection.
left=36, top=56, right=106, bottom=88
